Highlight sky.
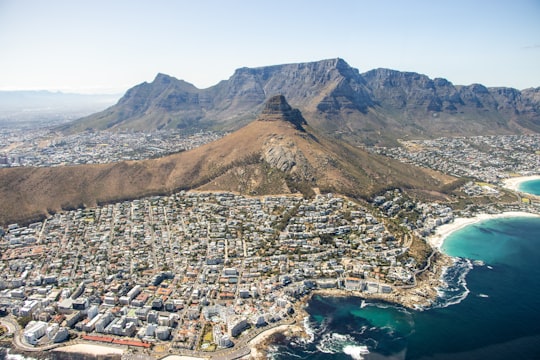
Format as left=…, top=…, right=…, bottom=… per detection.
left=1, top=0, right=539, bottom=94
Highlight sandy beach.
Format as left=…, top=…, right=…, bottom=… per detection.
left=53, top=343, right=125, bottom=356
left=427, top=211, right=540, bottom=250
left=502, top=175, right=540, bottom=192
left=162, top=356, right=208, bottom=360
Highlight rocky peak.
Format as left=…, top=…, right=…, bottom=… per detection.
left=153, top=73, right=174, bottom=84
left=258, top=95, right=307, bottom=130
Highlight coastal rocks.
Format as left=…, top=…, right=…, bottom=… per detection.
left=310, top=250, right=454, bottom=310
left=250, top=324, right=307, bottom=360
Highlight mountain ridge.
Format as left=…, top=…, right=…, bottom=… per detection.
left=61, top=58, right=540, bottom=145
left=0, top=96, right=455, bottom=226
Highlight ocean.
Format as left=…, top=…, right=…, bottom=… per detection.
left=270, top=216, right=540, bottom=360
left=518, top=179, right=540, bottom=196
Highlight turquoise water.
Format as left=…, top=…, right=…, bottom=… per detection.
left=518, top=179, right=540, bottom=196
left=272, top=216, right=540, bottom=359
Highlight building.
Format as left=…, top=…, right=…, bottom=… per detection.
left=344, top=277, right=364, bottom=291
left=64, top=311, right=81, bottom=328
left=155, top=326, right=171, bottom=341
left=19, top=300, right=40, bottom=317
left=217, top=334, right=233, bottom=348
left=23, top=321, right=48, bottom=345
left=83, top=313, right=102, bottom=332
left=228, top=317, right=248, bottom=337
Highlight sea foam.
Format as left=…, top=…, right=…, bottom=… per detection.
left=433, top=257, right=472, bottom=309
left=316, top=332, right=369, bottom=359
left=343, top=344, right=370, bottom=360
left=301, top=315, right=316, bottom=344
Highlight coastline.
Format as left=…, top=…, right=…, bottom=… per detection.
left=247, top=297, right=311, bottom=360
left=502, top=174, right=540, bottom=192
left=12, top=212, right=540, bottom=360
left=248, top=324, right=303, bottom=360
left=52, top=343, right=125, bottom=356
left=427, top=211, right=540, bottom=251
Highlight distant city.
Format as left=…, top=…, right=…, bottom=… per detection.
left=0, top=129, right=223, bottom=167
left=368, top=134, right=540, bottom=184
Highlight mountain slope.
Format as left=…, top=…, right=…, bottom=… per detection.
left=61, top=59, right=540, bottom=145
left=0, top=96, right=454, bottom=225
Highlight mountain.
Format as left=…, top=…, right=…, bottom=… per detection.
left=60, top=59, right=540, bottom=145
left=0, top=96, right=454, bottom=226
left=361, top=69, right=540, bottom=140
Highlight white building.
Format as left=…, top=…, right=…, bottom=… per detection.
left=155, top=326, right=171, bottom=341
left=87, top=305, right=99, bottom=320
left=217, top=334, right=233, bottom=348
left=228, top=317, right=248, bottom=337
left=84, top=313, right=103, bottom=333
left=23, top=321, right=48, bottom=345
left=19, top=300, right=40, bottom=317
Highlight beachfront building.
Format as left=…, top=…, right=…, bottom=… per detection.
left=344, top=277, right=364, bottom=291
left=23, top=321, right=48, bottom=345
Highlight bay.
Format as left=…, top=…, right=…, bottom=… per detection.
left=518, top=179, right=540, bottom=196
left=271, top=216, right=540, bottom=359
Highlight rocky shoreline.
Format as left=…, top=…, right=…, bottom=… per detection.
left=248, top=245, right=454, bottom=359
left=1, top=247, right=453, bottom=360
left=310, top=251, right=454, bottom=309
left=9, top=211, right=539, bottom=359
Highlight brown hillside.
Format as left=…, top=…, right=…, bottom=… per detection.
left=0, top=96, right=455, bottom=225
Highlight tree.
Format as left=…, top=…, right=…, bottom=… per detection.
left=17, top=315, right=32, bottom=328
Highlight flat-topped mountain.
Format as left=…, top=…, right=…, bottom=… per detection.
left=0, top=96, right=454, bottom=225
left=61, top=58, right=540, bottom=145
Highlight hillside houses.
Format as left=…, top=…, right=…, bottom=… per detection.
left=369, top=134, right=540, bottom=183
left=2, top=129, right=540, bottom=355
left=0, top=190, right=438, bottom=352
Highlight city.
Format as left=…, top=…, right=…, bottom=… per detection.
left=1, top=132, right=539, bottom=358
left=0, top=128, right=223, bottom=167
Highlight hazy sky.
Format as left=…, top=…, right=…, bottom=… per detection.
left=1, top=0, right=539, bottom=93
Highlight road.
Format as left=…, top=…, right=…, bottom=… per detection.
left=0, top=316, right=60, bottom=352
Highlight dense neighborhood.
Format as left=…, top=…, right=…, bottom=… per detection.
left=1, top=130, right=539, bottom=358
left=1, top=189, right=451, bottom=354
left=0, top=129, right=222, bottom=167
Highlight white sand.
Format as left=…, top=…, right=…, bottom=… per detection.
left=54, top=343, right=124, bottom=355
left=162, top=356, right=208, bottom=360
left=502, top=175, right=540, bottom=192
left=427, top=211, right=540, bottom=250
